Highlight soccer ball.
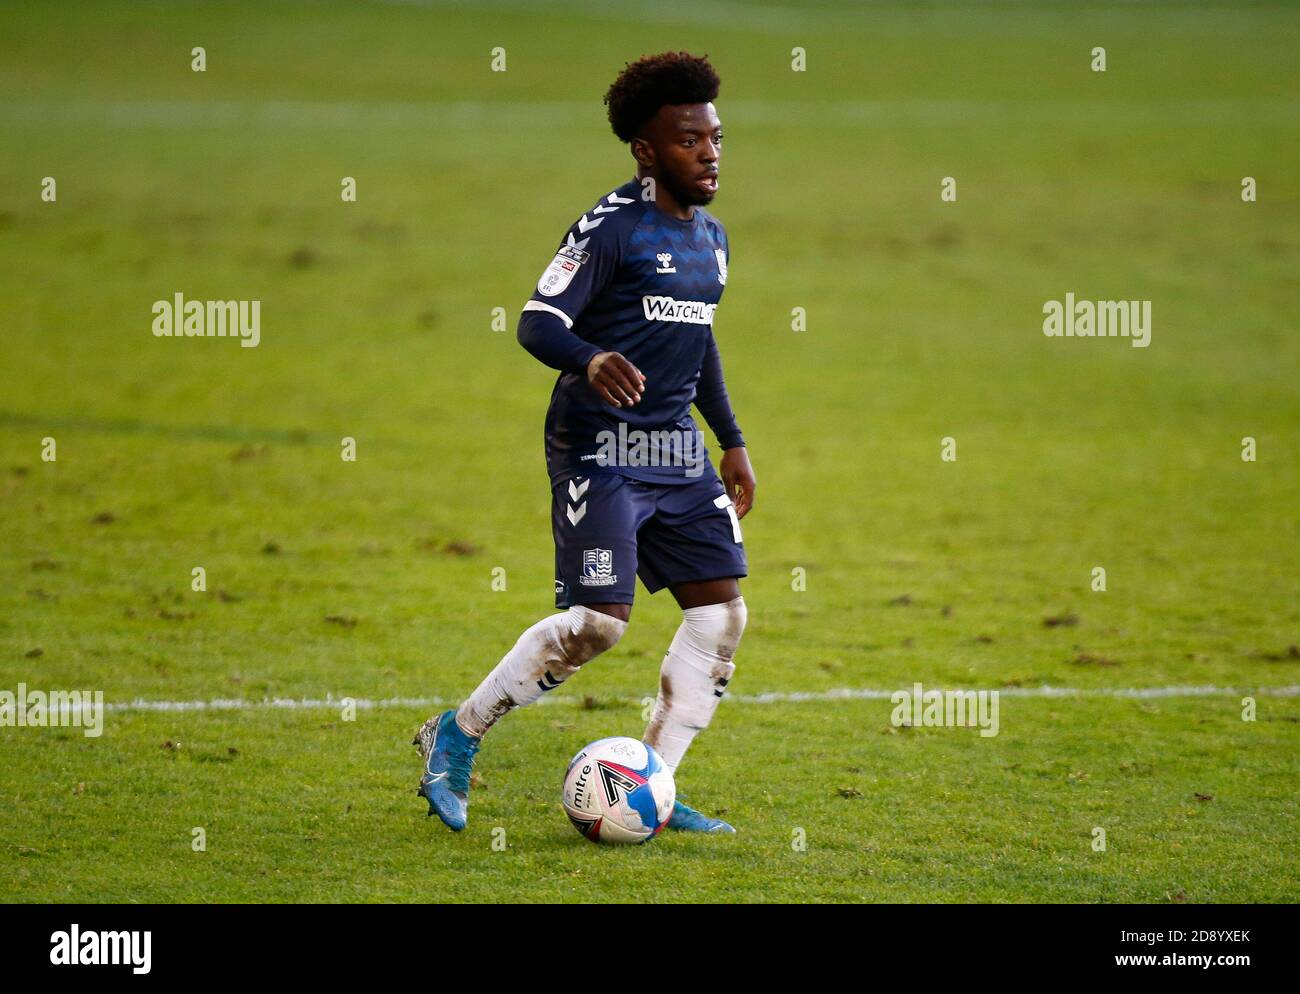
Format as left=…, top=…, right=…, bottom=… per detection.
left=562, top=736, right=675, bottom=844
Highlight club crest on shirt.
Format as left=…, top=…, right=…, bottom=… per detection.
left=538, top=244, right=590, bottom=297
left=579, top=548, right=617, bottom=587
left=715, top=248, right=728, bottom=285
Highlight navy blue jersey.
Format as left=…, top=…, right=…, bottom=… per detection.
left=521, top=177, right=738, bottom=487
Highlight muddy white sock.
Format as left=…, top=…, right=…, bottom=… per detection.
left=455, top=605, right=627, bottom=738
left=643, top=596, right=746, bottom=771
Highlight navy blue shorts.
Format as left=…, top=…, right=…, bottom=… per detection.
left=552, top=473, right=747, bottom=608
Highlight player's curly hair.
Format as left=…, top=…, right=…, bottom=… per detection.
left=604, top=51, right=720, bottom=143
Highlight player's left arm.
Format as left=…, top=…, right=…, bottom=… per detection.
left=696, top=330, right=756, bottom=518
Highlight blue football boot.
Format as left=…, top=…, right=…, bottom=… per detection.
left=667, top=798, right=736, bottom=834
left=413, top=709, right=481, bottom=831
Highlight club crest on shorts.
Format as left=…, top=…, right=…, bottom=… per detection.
left=538, top=244, right=590, bottom=297
left=579, top=548, right=617, bottom=587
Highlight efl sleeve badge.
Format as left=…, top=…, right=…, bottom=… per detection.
left=537, top=243, right=590, bottom=297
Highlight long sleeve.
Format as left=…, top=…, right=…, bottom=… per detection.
left=695, top=331, right=745, bottom=449
left=517, top=307, right=603, bottom=376
left=519, top=192, right=631, bottom=375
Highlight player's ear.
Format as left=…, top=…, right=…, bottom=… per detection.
left=631, top=137, right=654, bottom=169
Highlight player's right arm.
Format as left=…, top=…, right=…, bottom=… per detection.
left=517, top=195, right=645, bottom=406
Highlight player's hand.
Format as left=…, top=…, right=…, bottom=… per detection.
left=720, top=446, right=756, bottom=519
left=587, top=351, right=645, bottom=408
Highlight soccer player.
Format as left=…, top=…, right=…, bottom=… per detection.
left=415, top=51, right=754, bottom=834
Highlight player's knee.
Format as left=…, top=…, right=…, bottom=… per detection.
left=683, top=595, right=747, bottom=665
left=559, top=605, right=628, bottom=664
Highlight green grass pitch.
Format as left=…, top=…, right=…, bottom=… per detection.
left=1, top=0, right=1298, bottom=902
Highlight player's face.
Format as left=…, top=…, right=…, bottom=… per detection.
left=645, top=102, right=722, bottom=207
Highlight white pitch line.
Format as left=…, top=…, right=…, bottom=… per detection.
left=61, top=685, right=1300, bottom=715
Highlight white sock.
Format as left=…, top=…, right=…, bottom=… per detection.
left=643, top=596, right=746, bottom=772
left=455, top=605, right=627, bottom=738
